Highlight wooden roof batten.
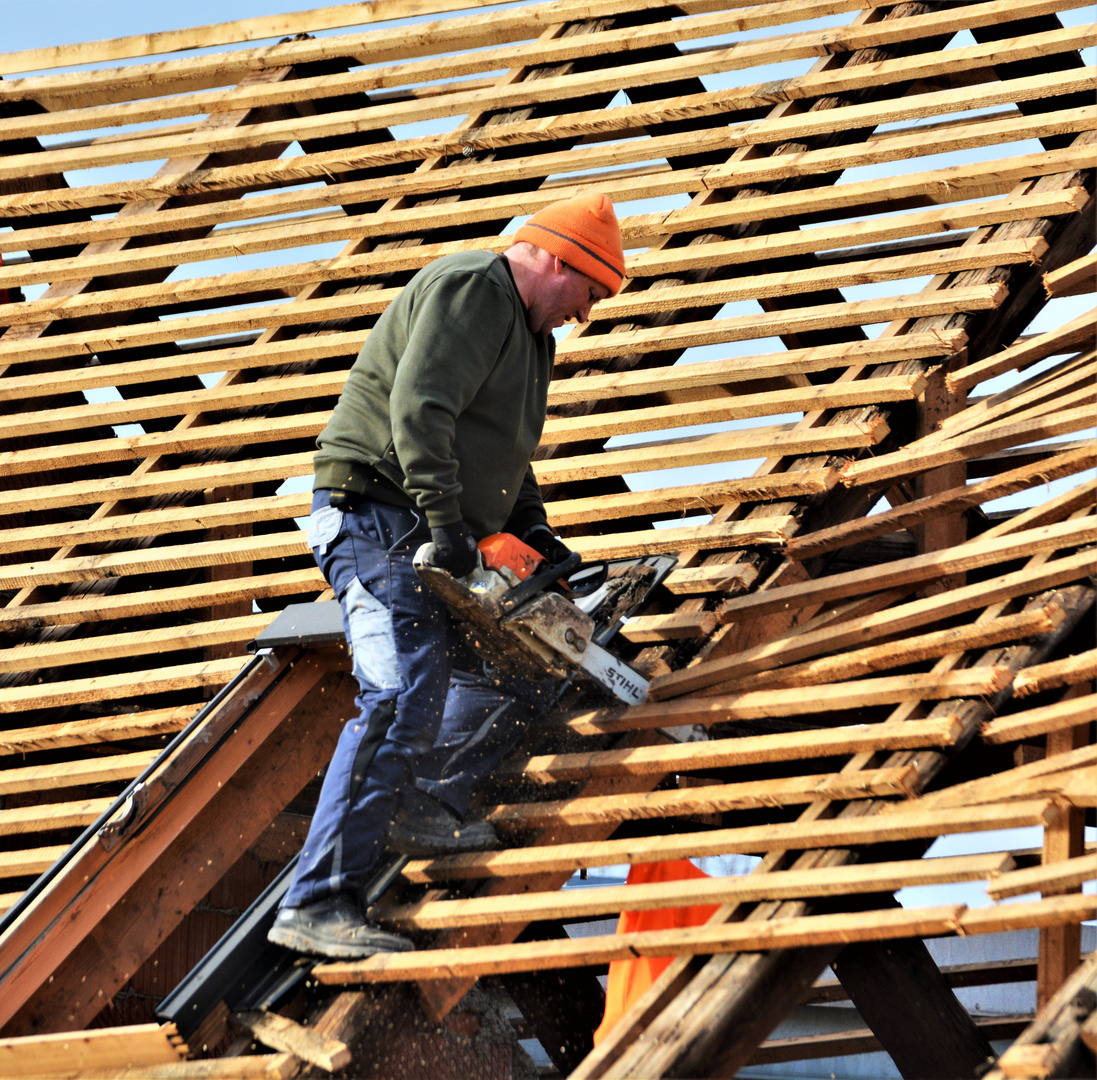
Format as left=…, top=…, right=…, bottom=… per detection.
left=0, top=0, right=1094, bottom=1077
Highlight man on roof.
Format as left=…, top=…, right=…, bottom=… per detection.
left=269, top=192, right=626, bottom=960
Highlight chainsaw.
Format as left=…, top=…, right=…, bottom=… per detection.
left=414, top=532, right=673, bottom=706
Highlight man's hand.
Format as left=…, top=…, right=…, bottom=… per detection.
left=521, top=523, right=573, bottom=567
left=428, top=521, right=478, bottom=577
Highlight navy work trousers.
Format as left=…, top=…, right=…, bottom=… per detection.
left=284, top=491, right=549, bottom=908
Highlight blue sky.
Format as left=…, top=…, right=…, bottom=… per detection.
left=5, top=0, right=315, bottom=54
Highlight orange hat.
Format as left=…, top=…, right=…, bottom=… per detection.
left=515, top=193, right=625, bottom=296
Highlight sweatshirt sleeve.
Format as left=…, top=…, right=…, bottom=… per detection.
left=389, top=266, right=516, bottom=527
left=502, top=465, right=548, bottom=538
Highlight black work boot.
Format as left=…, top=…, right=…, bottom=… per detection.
left=268, top=893, right=414, bottom=959
left=387, top=789, right=500, bottom=857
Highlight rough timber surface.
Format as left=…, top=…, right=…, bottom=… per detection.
left=0, top=0, right=1094, bottom=1077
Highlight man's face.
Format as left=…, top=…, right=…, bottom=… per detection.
left=527, top=258, right=611, bottom=335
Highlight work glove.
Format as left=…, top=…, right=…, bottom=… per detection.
left=521, top=523, right=573, bottom=568
left=428, top=520, right=478, bottom=577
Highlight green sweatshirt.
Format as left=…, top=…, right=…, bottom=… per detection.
left=313, top=251, right=553, bottom=539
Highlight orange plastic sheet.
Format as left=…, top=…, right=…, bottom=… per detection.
left=593, top=859, right=718, bottom=1045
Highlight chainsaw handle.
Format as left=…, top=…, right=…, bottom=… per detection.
left=497, top=550, right=582, bottom=614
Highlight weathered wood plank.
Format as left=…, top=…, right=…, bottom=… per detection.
left=651, top=551, right=1097, bottom=698
left=232, top=1010, right=351, bottom=1073
left=988, top=853, right=1097, bottom=901
left=842, top=405, right=1097, bottom=487
left=1044, top=252, right=1097, bottom=298
left=1013, top=647, right=1097, bottom=698
left=316, top=904, right=970, bottom=983
left=533, top=416, right=888, bottom=484
left=0, top=452, right=315, bottom=515
left=787, top=446, right=1095, bottom=559
left=7, top=27, right=1091, bottom=182
left=547, top=474, right=834, bottom=528
left=0, top=750, right=160, bottom=796
left=0, top=536, right=308, bottom=590
left=0, top=570, right=323, bottom=631
left=0, top=798, right=115, bottom=837
left=506, top=717, right=963, bottom=783
left=387, top=853, right=1011, bottom=930
left=572, top=668, right=1015, bottom=733
left=711, top=518, right=1097, bottom=625
left=0, top=614, right=273, bottom=673
left=0, top=495, right=311, bottom=557
left=485, top=767, right=921, bottom=829
left=401, top=800, right=1058, bottom=884
left=541, top=372, right=926, bottom=445
left=982, top=692, right=1097, bottom=744
left=0, top=1023, right=186, bottom=1076
left=0, top=0, right=500, bottom=75
left=699, top=606, right=1063, bottom=695
left=0, top=658, right=247, bottom=715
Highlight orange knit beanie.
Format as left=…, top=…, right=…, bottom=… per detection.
left=515, top=193, right=625, bottom=296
